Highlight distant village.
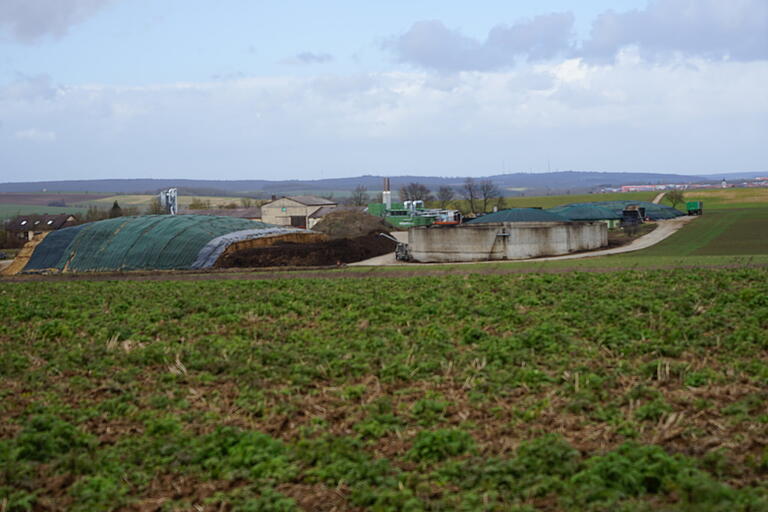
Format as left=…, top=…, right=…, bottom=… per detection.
left=601, top=176, right=768, bottom=193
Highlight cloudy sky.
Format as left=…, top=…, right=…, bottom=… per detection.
left=1, top=0, right=766, bottom=182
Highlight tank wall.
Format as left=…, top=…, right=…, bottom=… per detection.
left=408, top=222, right=606, bottom=263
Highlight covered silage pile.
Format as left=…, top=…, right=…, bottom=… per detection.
left=546, top=204, right=622, bottom=222
left=553, top=201, right=684, bottom=221
left=22, top=215, right=313, bottom=273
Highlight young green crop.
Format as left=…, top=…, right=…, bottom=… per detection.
left=1, top=268, right=767, bottom=510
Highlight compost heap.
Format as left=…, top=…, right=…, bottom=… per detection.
left=218, top=210, right=396, bottom=267
left=312, top=209, right=392, bottom=239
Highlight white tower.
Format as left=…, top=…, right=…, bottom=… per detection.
left=382, top=178, right=392, bottom=209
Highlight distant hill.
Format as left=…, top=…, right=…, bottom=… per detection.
left=0, top=171, right=739, bottom=197
left=699, top=172, right=767, bottom=180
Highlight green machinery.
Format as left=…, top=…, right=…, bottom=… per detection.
left=686, top=201, right=703, bottom=215
left=367, top=201, right=462, bottom=229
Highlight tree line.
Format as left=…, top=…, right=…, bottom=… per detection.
left=345, top=178, right=506, bottom=214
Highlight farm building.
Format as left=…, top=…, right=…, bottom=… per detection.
left=408, top=210, right=607, bottom=263
left=547, top=205, right=623, bottom=228
left=11, top=214, right=325, bottom=274
left=5, top=213, right=78, bottom=242
left=261, top=196, right=337, bottom=228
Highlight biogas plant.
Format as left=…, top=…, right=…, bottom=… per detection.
left=368, top=180, right=686, bottom=263
left=2, top=184, right=688, bottom=274
left=403, top=210, right=607, bottom=263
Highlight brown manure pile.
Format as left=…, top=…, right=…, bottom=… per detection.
left=312, top=209, right=391, bottom=239
left=216, top=232, right=396, bottom=267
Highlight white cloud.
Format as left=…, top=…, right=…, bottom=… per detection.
left=0, top=59, right=766, bottom=180
left=582, top=0, right=768, bottom=62
left=387, top=14, right=575, bottom=72
left=0, top=0, right=112, bottom=43
left=386, top=1, right=768, bottom=72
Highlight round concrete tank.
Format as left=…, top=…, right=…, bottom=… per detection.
left=408, top=221, right=607, bottom=263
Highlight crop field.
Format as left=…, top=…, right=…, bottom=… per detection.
left=446, top=192, right=657, bottom=212
left=445, top=187, right=765, bottom=213
left=80, top=195, right=258, bottom=209
left=0, top=205, right=89, bottom=222
left=0, top=195, right=259, bottom=221
left=500, top=191, right=657, bottom=209
left=1, top=269, right=767, bottom=511
left=0, top=194, right=110, bottom=221
left=0, top=194, right=111, bottom=206
left=672, top=188, right=768, bottom=210
left=637, top=208, right=768, bottom=257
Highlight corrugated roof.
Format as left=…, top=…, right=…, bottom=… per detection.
left=547, top=205, right=622, bottom=221
left=308, top=206, right=363, bottom=218
left=465, top=208, right=569, bottom=224
left=287, top=195, right=337, bottom=206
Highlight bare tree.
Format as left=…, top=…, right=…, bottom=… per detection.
left=146, top=198, right=167, bottom=215
left=666, top=189, right=685, bottom=209
left=85, top=205, right=109, bottom=222
left=460, top=178, right=479, bottom=214
left=436, top=186, right=455, bottom=208
left=188, top=198, right=211, bottom=210
left=240, top=197, right=254, bottom=208
left=349, top=185, right=370, bottom=206
left=479, top=180, right=503, bottom=213
left=399, top=182, right=433, bottom=202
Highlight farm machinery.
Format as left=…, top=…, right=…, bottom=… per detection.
left=686, top=201, right=703, bottom=215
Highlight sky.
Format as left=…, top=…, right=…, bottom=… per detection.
left=1, top=0, right=767, bottom=182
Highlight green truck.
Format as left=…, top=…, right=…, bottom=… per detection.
left=686, top=201, right=703, bottom=215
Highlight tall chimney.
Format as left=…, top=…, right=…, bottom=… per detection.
left=382, top=177, right=392, bottom=209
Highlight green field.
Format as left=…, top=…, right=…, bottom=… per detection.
left=0, top=204, right=89, bottom=220
left=1, top=270, right=767, bottom=511
left=660, top=188, right=768, bottom=210
left=441, top=188, right=768, bottom=214
left=443, top=191, right=657, bottom=213
left=0, top=195, right=259, bottom=221
left=76, top=195, right=258, bottom=209
left=500, top=191, right=658, bottom=209
left=637, top=208, right=768, bottom=257
left=1, top=184, right=767, bottom=510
